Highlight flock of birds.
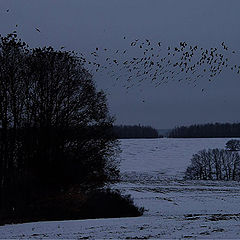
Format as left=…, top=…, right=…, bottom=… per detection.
left=5, top=8, right=240, bottom=93
left=82, top=38, right=240, bottom=92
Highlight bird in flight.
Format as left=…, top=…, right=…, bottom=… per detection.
left=35, top=28, right=41, bottom=32
left=6, top=9, right=9, bottom=12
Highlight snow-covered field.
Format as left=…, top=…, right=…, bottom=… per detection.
left=1, top=138, right=240, bottom=239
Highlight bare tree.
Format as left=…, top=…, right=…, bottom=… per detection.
left=226, top=139, right=240, bottom=151
left=185, top=148, right=240, bottom=181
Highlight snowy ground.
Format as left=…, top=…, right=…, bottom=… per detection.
left=1, top=138, right=240, bottom=239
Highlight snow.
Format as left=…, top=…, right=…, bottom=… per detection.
left=119, top=138, right=231, bottom=176
left=1, top=138, right=240, bottom=239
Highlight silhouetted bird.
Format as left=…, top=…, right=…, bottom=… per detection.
left=35, top=28, right=40, bottom=32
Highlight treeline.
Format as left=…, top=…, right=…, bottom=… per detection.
left=169, top=122, right=240, bottom=138
left=113, top=125, right=160, bottom=139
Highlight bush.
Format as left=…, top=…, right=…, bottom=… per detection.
left=0, top=189, right=144, bottom=225
left=81, top=189, right=144, bottom=218
left=185, top=148, right=240, bottom=180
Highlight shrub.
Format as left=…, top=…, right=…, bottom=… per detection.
left=0, top=189, right=144, bottom=225
left=81, top=189, right=144, bottom=218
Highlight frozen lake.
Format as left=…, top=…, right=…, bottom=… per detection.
left=1, top=138, right=240, bottom=239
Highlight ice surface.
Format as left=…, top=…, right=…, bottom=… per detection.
left=1, top=138, right=240, bottom=239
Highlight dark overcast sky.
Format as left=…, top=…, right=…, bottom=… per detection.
left=1, top=0, right=240, bottom=129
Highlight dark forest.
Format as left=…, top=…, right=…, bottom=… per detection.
left=169, top=122, right=240, bottom=138
left=113, top=125, right=160, bottom=139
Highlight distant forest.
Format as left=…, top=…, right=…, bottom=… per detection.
left=169, top=122, right=240, bottom=138
left=113, top=125, right=160, bottom=139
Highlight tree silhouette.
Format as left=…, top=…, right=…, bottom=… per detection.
left=0, top=33, right=119, bottom=218
left=226, top=139, right=240, bottom=151
left=185, top=148, right=240, bottom=181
